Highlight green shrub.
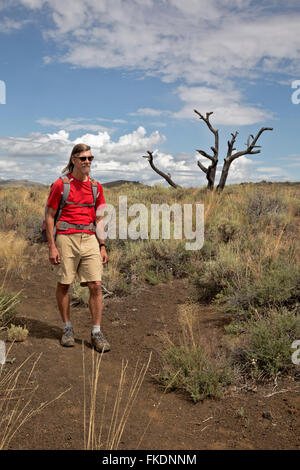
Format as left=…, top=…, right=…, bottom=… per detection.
left=224, top=320, right=248, bottom=336
left=216, top=261, right=300, bottom=317
left=144, top=270, right=160, bottom=285
left=192, top=244, right=247, bottom=302
left=0, top=289, right=20, bottom=329
left=234, top=307, right=300, bottom=379
left=144, top=240, right=191, bottom=279
left=117, top=239, right=191, bottom=286
left=217, top=220, right=240, bottom=243
left=157, top=344, right=233, bottom=402
left=244, top=191, right=287, bottom=223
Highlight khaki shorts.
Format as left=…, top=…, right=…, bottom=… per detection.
left=55, top=233, right=103, bottom=286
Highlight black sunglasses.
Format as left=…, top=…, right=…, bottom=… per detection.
left=74, top=155, right=94, bottom=162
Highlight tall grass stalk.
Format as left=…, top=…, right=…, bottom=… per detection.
left=0, top=274, right=22, bottom=330
left=82, top=343, right=151, bottom=450
left=0, top=350, right=70, bottom=449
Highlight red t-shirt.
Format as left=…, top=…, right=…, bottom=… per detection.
left=46, top=173, right=106, bottom=235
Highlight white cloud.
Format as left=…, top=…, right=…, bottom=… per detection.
left=0, top=125, right=296, bottom=185
left=0, top=126, right=168, bottom=182
left=19, top=0, right=45, bottom=8
left=256, top=166, right=281, bottom=172
left=173, top=85, right=274, bottom=125
left=0, top=16, right=30, bottom=33
left=129, top=108, right=170, bottom=117
left=10, top=1, right=300, bottom=126
left=37, top=117, right=112, bottom=133
left=18, top=0, right=300, bottom=86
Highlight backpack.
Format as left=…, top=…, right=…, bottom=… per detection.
left=41, top=175, right=98, bottom=242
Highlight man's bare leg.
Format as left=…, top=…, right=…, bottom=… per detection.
left=56, top=282, right=71, bottom=322
left=56, top=282, right=75, bottom=346
left=87, top=281, right=102, bottom=325
left=88, top=281, right=110, bottom=352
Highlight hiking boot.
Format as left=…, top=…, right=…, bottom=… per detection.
left=61, top=326, right=75, bottom=347
left=91, top=331, right=110, bottom=353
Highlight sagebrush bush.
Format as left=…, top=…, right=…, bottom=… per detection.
left=233, top=307, right=300, bottom=379
left=157, top=344, right=233, bottom=402
left=156, top=302, right=234, bottom=402
left=192, top=243, right=248, bottom=302
left=115, top=239, right=191, bottom=286
left=215, top=260, right=300, bottom=317
left=244, top=191, right=287, bottom=222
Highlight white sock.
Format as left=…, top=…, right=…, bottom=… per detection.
left=92, top=325, right=101, bottom=336
left=63, top=321, right=72, bottom=330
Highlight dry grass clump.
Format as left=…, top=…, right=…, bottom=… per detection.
left=0, top=351, right=69, bottom=449
left=82, top=344, right=151, bottom=450
left=7, top=324, right=29, bottom=342
left=0, top=282, right=21, bottom=330
left=156, top=303, right=234, bottom=402
left=0, top=231, right=29, bottom=276
left=0, top=186, right=48, bottom=242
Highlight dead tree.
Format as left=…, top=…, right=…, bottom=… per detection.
left=194, top=109, right=273, bottom=191
left=142, top=113, right=273, bottom=191
left=216, top=127, right=273, bottom=192
left=194, top=110, right=219, bottom=190
left=142, top=150, right=181, bottom=188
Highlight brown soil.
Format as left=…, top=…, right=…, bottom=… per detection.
left=0, top=244, right=299, bottom=450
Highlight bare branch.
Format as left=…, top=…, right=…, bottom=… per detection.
left=247, top=134, right=254, bottom=147
left=142, top=150, right=181, bottom=188
left=196, top=149, right=214, bottom=162
left=194, top=109, right=217, bottom=137
left=226, top=131, right=239, bottom=159
left=197, top=160, right=208, bottom=174
left=217, top=126, right=273, bottom=192
left=230, top=127, right=273, bottom=162
left=194, top=109, right=219, bottom=190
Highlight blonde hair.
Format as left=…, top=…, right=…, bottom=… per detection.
left=62, top=143, right=91, bottom=174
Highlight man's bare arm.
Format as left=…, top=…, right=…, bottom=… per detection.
left=45, top=206, right=57, bottom=247
left=46, top=206, right=61, bottom=264
left=95, top=215, right=105, bottom=244
left=95, top=215, right=108, bottom=263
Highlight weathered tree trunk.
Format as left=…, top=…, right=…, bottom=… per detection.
left=216, top=127, right=273, bottom=192
left=194, top=110, right=219, bottom=191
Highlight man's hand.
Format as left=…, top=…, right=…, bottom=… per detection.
left=49, top=245, right=61, bottom=265
left=100, top=246, right=108, bottom=264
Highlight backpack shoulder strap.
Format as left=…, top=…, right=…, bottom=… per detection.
left=89, top=177, right=98, bottom=206
left=59, top=175, right=71, bottom=207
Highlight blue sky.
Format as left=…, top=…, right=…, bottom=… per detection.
left=0, top=0, right=300, bottom=186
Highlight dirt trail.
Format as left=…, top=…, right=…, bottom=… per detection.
left=0, top=244, right=299, bottom=450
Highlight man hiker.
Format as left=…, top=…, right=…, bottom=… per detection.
left=45, top=143, right=110, bottom=352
